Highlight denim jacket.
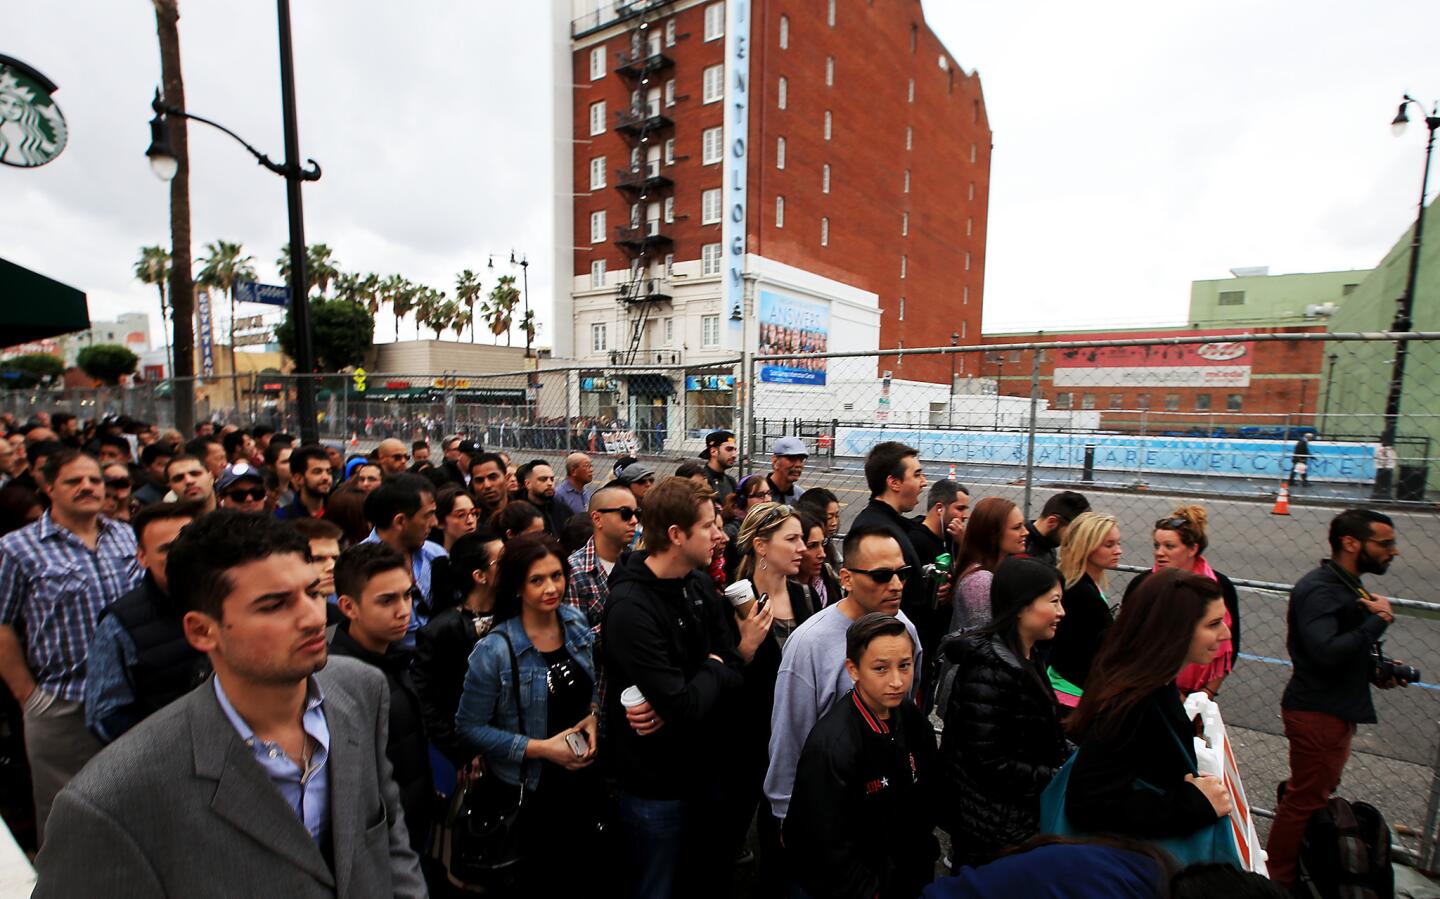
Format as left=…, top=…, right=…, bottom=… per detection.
left=454, top=604, right=598, bottom=790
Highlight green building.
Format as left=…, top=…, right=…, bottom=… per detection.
left=1320, top=200, right=1440, bottom=495
left=1189, top=267, right=1369, bottom=327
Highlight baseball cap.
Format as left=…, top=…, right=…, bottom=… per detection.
left=615, top=462, right=657, bottom=485
left=772, top=436, right=809, bottom=458
left=698, top=429, right=737, bottom=459
left=216, top=461, right=264, bottom=492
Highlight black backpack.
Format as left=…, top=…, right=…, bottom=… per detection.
left=1288, top=788, right=1394, bottom=899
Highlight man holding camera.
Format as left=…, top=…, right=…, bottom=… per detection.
left=1269, top=508, right=1410, bottom=887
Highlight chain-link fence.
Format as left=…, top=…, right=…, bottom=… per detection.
left=6, top=331, right=1440, bottom=863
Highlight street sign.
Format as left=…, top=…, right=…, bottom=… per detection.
left=352, top=367, right=367, bottom=393
left=234, top=281, right=291, bottom=306
left=0, top=56, right=68, bottom=168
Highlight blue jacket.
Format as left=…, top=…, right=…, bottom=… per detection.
left=454, top=604, right=597, bottom=790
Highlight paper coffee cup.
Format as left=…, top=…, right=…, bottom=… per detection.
left=620, top=685, right=646, bottom=709
left=725, top=579, right=757, bottom=618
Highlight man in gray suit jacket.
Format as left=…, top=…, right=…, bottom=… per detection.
left=33, top=510, right=426, bottom=898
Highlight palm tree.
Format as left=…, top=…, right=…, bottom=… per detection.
left=451, top=305, right=472, bottom=341
left=454, top=269, right=482, bottom=343
left=483, top=275, right=520, bottom=346
left=380, top=274, right=415, bottom=341
left=276, top=243, right=341, bottom=297
left=134, top=245, right=173, bottom=376
left=196, top=240, right=257, bottom=413
left=518, top=308, right=540, bottom=349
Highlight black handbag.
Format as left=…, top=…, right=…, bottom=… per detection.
left=442, top=629, right=529, bottom=889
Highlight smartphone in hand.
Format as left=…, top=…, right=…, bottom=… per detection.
left=565, top=731, right=589, bottom=757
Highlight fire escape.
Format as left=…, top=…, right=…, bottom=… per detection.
left=610, top=4, right=676, bottom=367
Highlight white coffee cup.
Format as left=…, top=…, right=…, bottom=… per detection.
left=620, top=685, right=646, bottom=709
left=725, top=579, right=757, bottom=618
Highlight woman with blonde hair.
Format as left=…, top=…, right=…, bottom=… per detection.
left=1122, top=505, right=1240, bottom=699
left=1049, top=512, right=1123, bottom=708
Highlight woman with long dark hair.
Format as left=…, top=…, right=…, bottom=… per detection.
left=1049, top=512, right=1123, bottom=708
left=939, top=556, right=1071, bottom=867
left=1122, top=505, right=1240, bottom=698
left=453, top=532, right=603, bottom=891
left=794, top=510, right=841, bottom=611
left=1064, top=568, right=1234, bottom=839
left=491, top=499, right=544, bottom=541
left=950, top=496, right=1029, bottom=632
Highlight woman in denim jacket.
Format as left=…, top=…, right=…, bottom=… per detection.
left=455, top=532, right=603, bottom=891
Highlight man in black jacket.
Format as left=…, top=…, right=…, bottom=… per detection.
left=329, top=543, right=434, bottom=874
left=603, top=476, right=771, bottom=898
left=1023, top=491, right=1090, bottom=567
left=1268, top=508, right=1407, bottom=887
left=785, top=613, right=937, bottom=899
left=517, top=459, right=571, bottom=535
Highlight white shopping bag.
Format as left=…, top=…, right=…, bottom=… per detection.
left=1183, top=692, right=1268, bottom=876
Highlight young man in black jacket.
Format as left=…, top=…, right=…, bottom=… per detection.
left=603, top=476, right=771, bottom=899
left=786, top=613, right=937, bottom=899
left=329, top=543, right=436, bottom=885
left=1268, top=508, right=1406, bottom=887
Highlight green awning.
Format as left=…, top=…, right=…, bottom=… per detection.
left=0, top=257, right=89, bottom=347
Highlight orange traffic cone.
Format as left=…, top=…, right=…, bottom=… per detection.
left=349, top=432, right=359, bottom=450
left=1272, top=482, right=1291, bottom=516
left=949, top=463, right=957, bottom=480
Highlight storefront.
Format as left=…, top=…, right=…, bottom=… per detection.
left=627, top=374, right=674, bottom=453
left=579, top=375, right=619, bottom=420
left=685, top=373, right=736, bottom=434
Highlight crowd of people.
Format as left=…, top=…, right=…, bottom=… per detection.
left=0, top=408, right=1409, bottom=897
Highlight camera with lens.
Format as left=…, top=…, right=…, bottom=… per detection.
left=1370, top=641, right=1420, bottom=686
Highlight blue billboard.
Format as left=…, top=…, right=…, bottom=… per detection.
left=758, top=290, right=829, bottom=386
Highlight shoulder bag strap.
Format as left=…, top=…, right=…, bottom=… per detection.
left=495, top=629, right=529, bottom=796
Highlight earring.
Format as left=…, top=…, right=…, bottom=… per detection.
left=761, top=558, right=768, bottom=572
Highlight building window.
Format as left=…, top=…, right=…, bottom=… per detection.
left=776, top=136, right=786, bottom=169
left=1218, top=290, right=1246, bottom=306
left=1081, top=393, right=1096, bottom=410
left=590, top=260, right=606, bottom=290
left=962, top=285, right=969, bottom=305
left=907, top=78, right=915, bottom=102
left=903, top=170, right=910, bottom=193
left=827, top=0, right=836, bottom=26
left=665, top=19, right=677, bottom=47
left=1164, top=394, right=1181, bottom=412
left=702, top=314, right=720, bottom=347
left=820, top=217, right=829, bottom=246
left=702, top=126, right=723, bottom=164
left=898, top=296, right=905, bottom=321
left=1055, top=392, right=1073, bottom=410
left=961, top=321, right=967, bottom=339
left=968, top=182, right=975, bottom=201
left=704, top=2, right=725, bottom=40
left=900, top=255, right=907, bottom=279
left=665, top=78, right=676, bottom=107
left=825, top=57, right=834, bottom=86
left=775, top=195, right=785, bottom=228
left=966, top=217, right=973, bottom=237
left=702, top=242, right=722, bottom=275
left=663, top=254, right=674, bottom=277
left=970, top=143, right=977, bottom=164
left=1195, top=393, right=1212, bottom=411
left=703, top=64, right=724, bottom=103
left=589, top=100, right=606, bottom=136
left=1135, top=393, right=1150, bottom=410
left=1227, top=393, right=1244, bottom=412
left=905, top=126, right=912, bottom=151
left=779, top=15, right=789, bottom=49
left=824, top=110, right=832, bottom=140
left=778, top=77, right=788, bottom=110
left=590, top=210, right=606, bottom=244
left=1342, top=283, right=1359, bottom=296
left=900, top=213, right=909, bottom=236
left=702, top=188, right=721, bottom=224
left=965, top=252, right=971, bottom=271
left=591, top=322, right=608, bottom=352
left=1106, top=393, right=1123, bottom=410
left=911, top=23, right=918, bottom=52
left=663, top=197, right=675, bottom=223
left=589, top=156, right=606, bottom=190
left=664, top=316, right=674, bottom=343
left=589, top=46, right=606, bottom=81
left=664, top=138, right=675, bottom=165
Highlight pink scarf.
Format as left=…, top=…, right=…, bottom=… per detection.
left=1155, top=555, right=1233, bottom=693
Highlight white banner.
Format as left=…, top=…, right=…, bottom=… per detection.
left=1184, top=693, right=1268, bottom=875
left=1052, top=365, right=1251, bottom=388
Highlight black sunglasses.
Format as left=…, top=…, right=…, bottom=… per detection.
left=105, top=477, right=131, bottom=490
left=1155, top=517, right=1191, bottom=531
left=226, top=487, right=266, bottom=502
left=597, top=506, right=638, bottom=521
left=845, top=565, right=913, bottom=583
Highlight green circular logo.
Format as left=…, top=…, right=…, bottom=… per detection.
left=0, top=60, right=68, bottom=168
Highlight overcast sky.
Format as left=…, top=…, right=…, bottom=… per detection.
left=5, top=0, right=1440, bottom=352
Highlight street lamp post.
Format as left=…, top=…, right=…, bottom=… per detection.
left=1373, top=94, right=1440, bottom=498
left=1321, top=351, right=1338, bottom=437
left=948, top=331, right=959, bottom=428
left=145, top=0, right=322, bottom=444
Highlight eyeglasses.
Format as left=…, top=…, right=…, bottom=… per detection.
left=105, top=477, right=131, bottom=490
left=452, top=509, right=481, bottom=520
left=389, top=453, right=410, bottom=462
left=1366, top=538, right=1398, bottom=549
left=844, top=565, right=913, bottom=583
left=226, top=487, right=266, bottom=502
left=597, top=506, right=638, bottom=521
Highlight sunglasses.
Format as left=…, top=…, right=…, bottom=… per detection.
left=844, top=565, right=913, bottom=583
left=105, top=477, right=131, bottom=490
left=1155, top=517, right=1191, bottom=531
left=598, top=506, right=638, bottom=521
left=755, top=504, right=794, bottom=529
left=226, top=487, right=266, bottom=502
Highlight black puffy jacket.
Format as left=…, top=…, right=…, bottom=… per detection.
left=937, top=633, right=1070, bottom=865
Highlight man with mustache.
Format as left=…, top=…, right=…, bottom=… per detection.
left=0, top=449, right=140, bottom=843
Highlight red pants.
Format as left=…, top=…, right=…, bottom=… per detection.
left=1266, top=708, right=1355, bottom=886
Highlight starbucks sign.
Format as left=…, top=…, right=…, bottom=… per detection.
left=0, top=55, right=67, bottom=168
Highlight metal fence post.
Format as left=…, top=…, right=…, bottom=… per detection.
left=742, top=352, right=756, bottom=478
left=1022, top=348, right=1042, bottom=518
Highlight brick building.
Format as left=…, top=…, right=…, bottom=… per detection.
left=979, top=325, right=1329, bottom=435
left=554, top=0, right=990, bottom=438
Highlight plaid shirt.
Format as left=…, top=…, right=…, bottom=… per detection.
left=0, top=513, right=140, bottom=701
left=565, top=537, right=610, bottom=634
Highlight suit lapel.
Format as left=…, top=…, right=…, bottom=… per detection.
left=188, top=683, right=336, bottom=889
left=323, top=678, right=367, bottom=897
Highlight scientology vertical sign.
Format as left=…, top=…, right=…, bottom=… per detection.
left=722, top=0, right=752, bottom=350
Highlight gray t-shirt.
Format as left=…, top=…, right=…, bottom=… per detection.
left=762, top=603, right=922, bottom=819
